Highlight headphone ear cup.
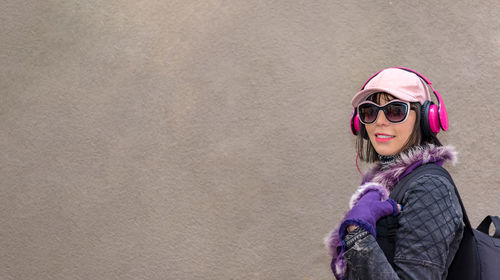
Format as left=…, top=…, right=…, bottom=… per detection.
left=421, top=101, right=440, bottom=137
left=350, top=108, right=369, bottom=139
left=428, top=103, right=440, bottom=134
left=350, top=108, right=360, bottom=136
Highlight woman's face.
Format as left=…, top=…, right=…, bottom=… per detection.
left=364, top=95, right=416, bottom=156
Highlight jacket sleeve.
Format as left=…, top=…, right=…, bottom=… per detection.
left=341, top=174, right=464, bottom=280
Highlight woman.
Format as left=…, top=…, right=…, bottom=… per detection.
left=325, top=67, right=464, bottom=279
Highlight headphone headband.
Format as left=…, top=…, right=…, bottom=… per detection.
left=360, top=67, right=448, bottom=131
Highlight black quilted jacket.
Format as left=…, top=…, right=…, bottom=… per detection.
left=343, top=173, right=464, bottom=279
left=325, top=145, right=464, bottom=280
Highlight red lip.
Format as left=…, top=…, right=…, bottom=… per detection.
left=375, top=133, right=395, bottom=143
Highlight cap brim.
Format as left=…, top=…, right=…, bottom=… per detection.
left=351, top=88, right=421, bottom=107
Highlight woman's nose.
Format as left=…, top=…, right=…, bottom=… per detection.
left=375, top=110, right=390, bottom=125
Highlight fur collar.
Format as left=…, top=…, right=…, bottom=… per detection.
left=324, top=144, right=457, bottom=262
left=361, top=144, right=457, bottom=190
left=349, top=144, right=457, bottom=208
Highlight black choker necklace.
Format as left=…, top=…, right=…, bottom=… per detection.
left=378, top=154, right=396, bottom=166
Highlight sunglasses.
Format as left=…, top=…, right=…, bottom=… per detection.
left=357, top=100, right=410, bottom=124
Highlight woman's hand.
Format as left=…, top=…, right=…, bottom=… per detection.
left=339, top=189, right=401, bottom=239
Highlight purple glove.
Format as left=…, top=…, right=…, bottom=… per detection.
left=338, top=189, right=399, bottom=240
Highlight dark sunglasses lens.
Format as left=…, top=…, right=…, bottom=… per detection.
left=359, top=104, right=378, bottom=123
left=385, top=103, right=407, bottom=122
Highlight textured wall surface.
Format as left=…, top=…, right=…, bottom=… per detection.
left=2, top=1, right=500, bottom=279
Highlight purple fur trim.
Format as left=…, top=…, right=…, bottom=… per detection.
left=324, top=215, right=345, bottom=257
left=399, top=160, right=423, bottom=179
left=361, top=145, right=457, bottom=192
left=332, top=255, right=344, bottom=279
left=349, top=182, right=388, bottom=209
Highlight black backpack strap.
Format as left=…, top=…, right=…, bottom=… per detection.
left=390, top=163, right=473, bottom=232
left=477, top=215, right=500, bottom=238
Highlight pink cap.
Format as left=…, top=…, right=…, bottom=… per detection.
left=351, top=68, right=432, bottom=107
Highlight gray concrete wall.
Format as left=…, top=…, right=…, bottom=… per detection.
left=1, top=1, right=499, bottom=279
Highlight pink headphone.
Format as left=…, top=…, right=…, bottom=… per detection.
left=350, top=67, right=449, bottom=138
